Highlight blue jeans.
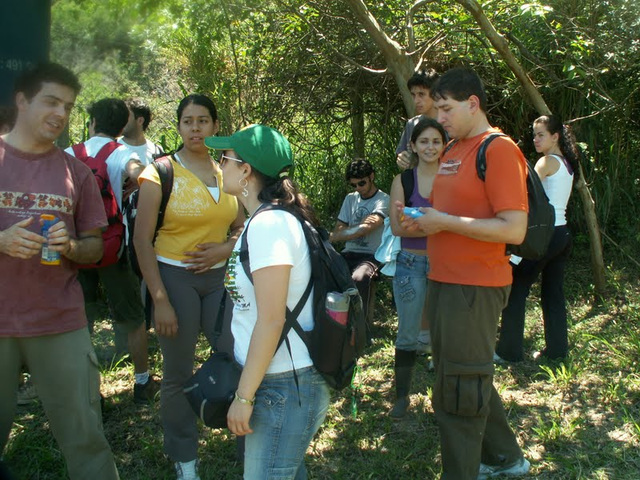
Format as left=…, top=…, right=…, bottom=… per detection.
left=392, top=250, right=429, bottom=351
left=244, top=367, right=330, bottom=480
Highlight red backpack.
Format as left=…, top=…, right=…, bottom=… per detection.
left=71, top=141, right=125, bottom=268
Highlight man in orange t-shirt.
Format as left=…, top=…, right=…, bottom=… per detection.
left=406, top=68, right=530, bottom=479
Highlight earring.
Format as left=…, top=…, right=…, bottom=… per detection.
left=239, top=178, right=249, bottom=198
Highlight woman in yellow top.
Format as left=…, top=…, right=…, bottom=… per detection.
left=134, top=94, right=244, bottom=480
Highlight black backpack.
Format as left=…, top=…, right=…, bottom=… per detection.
left=124, top=155, right=174, bottom=277
left=443, top=132, right=555, bottom=260
left=239, top=204, right=367, bottom=390
left=401, top=168, right=415, bottom=206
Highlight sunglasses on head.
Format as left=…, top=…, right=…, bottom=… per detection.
left=349, top=179, right=368, bottom=188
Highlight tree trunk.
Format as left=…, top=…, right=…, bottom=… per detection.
left=575, top=166, right=607, bottom=295
left=454, top=0, right=550, bottom=115
left=351, top=87, right=365, bottom=159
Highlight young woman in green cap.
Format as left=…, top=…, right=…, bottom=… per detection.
left=209, top=125, right=330, bottom=479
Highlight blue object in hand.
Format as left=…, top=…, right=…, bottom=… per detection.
left=403, top=207, right=424, bottom=218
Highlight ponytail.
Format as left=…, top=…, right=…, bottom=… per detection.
left=255, top=170, right=320, bottom=227
left=534, top=115, right=581, bottom=183
left=559, top=124, right=580, bottom=183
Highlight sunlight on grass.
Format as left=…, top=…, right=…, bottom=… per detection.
left=5, top=250, right=640, bottom=478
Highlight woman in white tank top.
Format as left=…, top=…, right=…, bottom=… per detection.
left=496, top=115, right=580, bottom=363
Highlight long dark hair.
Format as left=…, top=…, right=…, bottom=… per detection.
left=408, top=116, right=447, bottom=168
left=253, top=169, right=320, bottom=228
left=534, top=115, right=580, bottom=182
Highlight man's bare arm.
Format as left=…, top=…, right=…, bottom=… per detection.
left=47, top=221, right=104, bottom=264
left=413, top=208, right=527, bottom=244
left=329, top=214, right=384, bottom=243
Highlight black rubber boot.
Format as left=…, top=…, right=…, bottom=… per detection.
left=389, top=349, right=417, bottom=419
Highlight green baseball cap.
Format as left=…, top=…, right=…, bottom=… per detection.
left=205, top=124, right=293, bottom=179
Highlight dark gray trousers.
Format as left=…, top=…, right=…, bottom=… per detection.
left=156, top=263, right=228, bottom=462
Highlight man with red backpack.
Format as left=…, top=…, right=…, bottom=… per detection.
left=66, top=98, right=158, bottom=404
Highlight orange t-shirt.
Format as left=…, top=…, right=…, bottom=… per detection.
left=427, top=130, right=528, bottom=287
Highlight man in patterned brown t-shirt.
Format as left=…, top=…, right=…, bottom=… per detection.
left=0, top=62, right=119, bottom=480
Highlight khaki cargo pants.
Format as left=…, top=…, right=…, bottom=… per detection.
left=427, top=281, right=523, bottom=480
left=0, top=327, right=119, bottom=480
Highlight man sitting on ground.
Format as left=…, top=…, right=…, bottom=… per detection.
left=330, top=158, right=389, bottom=327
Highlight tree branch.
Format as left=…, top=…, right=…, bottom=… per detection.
left=454, top=0, right=551, bottom=115
left=504, top=31, right=560, bottom=83
left=220, top=1, right=246, bottom=124
left=344, top=0, right=415, bottom=114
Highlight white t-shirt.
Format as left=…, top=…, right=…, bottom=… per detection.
left=65, top=136, right=139, bottom=210
left=118, top=137, right=163, bottom=166
left=225, top=208, right=314, bottom=374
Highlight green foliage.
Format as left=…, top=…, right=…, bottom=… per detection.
left=49, top=0, right=640, bottom=245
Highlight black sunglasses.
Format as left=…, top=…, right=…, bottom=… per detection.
left=349, top=180, right=368, bottom=188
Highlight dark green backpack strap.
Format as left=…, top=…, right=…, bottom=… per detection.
left=442, top=138, right=458, bottom=156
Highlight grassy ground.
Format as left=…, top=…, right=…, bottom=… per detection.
left=4, top=246, right=640, bottom=479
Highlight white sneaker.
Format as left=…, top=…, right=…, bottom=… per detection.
left=175, top=460, right=201, bottom=480
left=493, top=352, right=506, bottom=365
left=477, top=457, right=530, bottom=479
left=17, top=376, right=38, bottom=405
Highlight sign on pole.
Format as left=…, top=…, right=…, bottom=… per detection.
left=0, top=1, right=51, bottom=106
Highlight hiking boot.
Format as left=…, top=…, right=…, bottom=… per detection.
left=389, top=396, right=410, bottom=419
left=134, top=376, right=160, bottom=404
left=477, top=457, right=530, bottom=479
left=175, top=460, right=200, bottom=480
left=493, top=352, right=506, bottom=365
left=16, top=377, right=38, bottom=405
left=389, top=349, right=416, bottom=419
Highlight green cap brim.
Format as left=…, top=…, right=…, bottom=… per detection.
left=204, top=136, right=232, bottom=149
